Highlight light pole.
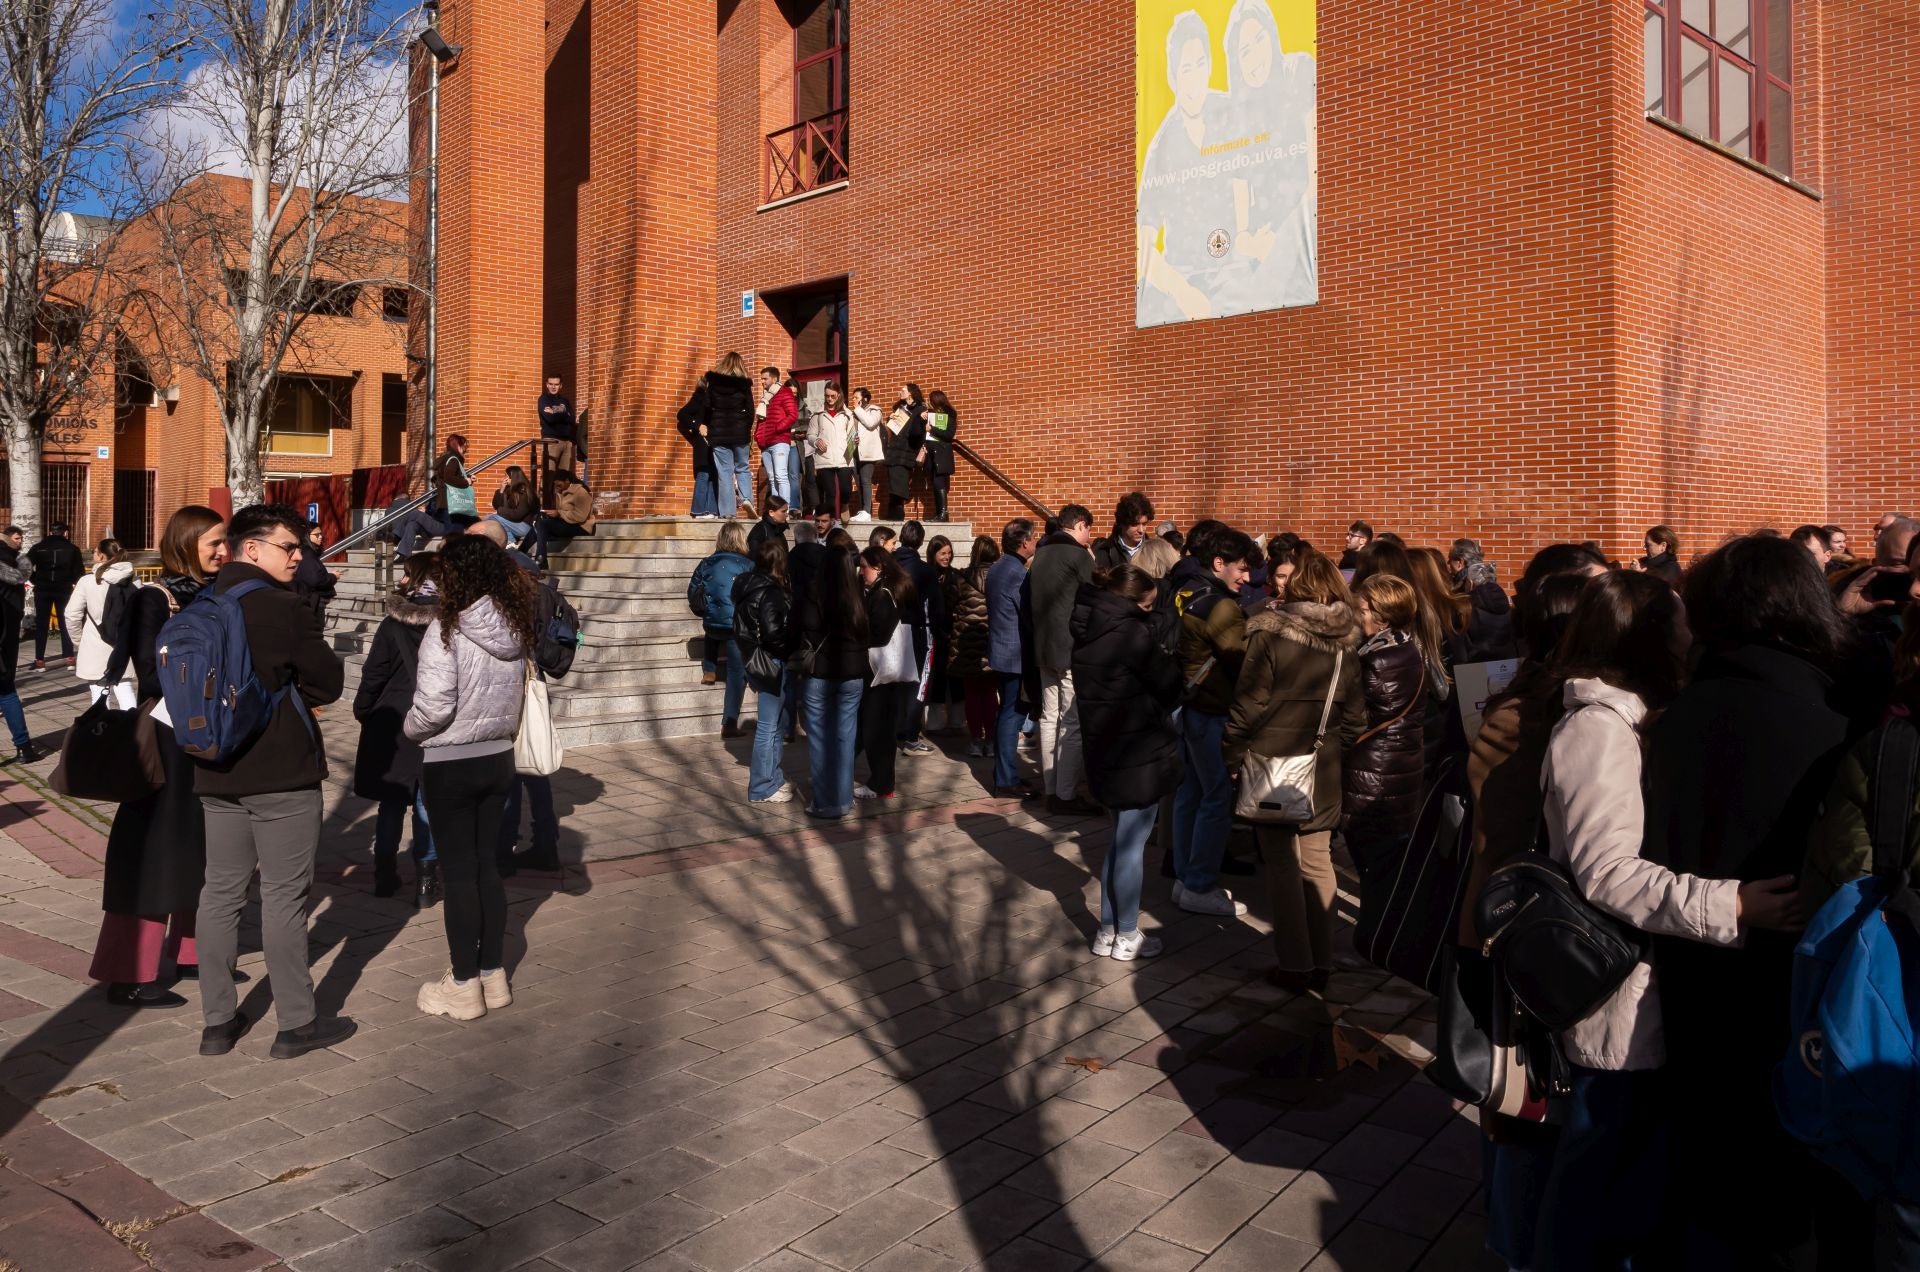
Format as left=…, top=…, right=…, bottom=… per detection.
left=418, top=4, right=459, bottom=483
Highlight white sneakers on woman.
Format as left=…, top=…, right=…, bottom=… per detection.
left=1091, top=926, right=1163, bottom=961
left=418, top=968, right=511, bottom=1019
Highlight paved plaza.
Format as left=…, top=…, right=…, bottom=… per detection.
left=0, top=672, right=1497, bottom=1272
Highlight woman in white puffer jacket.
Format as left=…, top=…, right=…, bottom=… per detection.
left=404, top=535, right=536, bottom=1022
left=64, top=540, right=136, bottom=708
left=1528, top=570, right=1802, bottom=1272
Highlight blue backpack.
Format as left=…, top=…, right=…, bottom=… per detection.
left=1775, top=717, right=1920, bottom=1202
left=157, top=579, right=310, bottom=763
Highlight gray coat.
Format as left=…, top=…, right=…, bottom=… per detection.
left=1027, top=534, right=1093, bottom=671
left=404, top=596, right=527, bottom=754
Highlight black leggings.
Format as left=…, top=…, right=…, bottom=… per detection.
left=421, top=750, right=515, bottom=979
left=859, top=681, right=905, bottom=796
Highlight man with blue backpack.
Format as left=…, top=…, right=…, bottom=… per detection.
left=168, top=505, right=351, bottom=1060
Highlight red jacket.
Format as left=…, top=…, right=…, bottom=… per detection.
left=756, top=386, right=796, bottom=449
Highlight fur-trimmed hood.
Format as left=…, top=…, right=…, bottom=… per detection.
left=386, top=586, right=441, bottom=627
left=1247, top=600, right=1361, bottom=653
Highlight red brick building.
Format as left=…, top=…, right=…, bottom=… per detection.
left=422, top=0, right=1920, bottom=568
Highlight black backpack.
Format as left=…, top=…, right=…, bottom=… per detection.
left=98, top=577, right=137, bottom=650
left=1476, top=849, right=1649, bottom=1033
left=534, top=580, right=581, bottom=679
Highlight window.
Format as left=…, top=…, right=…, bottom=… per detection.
left=298, top=281, right=360, bottom=318
left=1644, top=0, right=1792, bottom=176
left=762, top=281, right=847, bottom=396
left=265, top=375, right=351, bottom=456
left=382, top=286, right=410, bottom=322
left=764, top=0, right=848, bottom=202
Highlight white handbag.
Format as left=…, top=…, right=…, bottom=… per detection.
left=514, top=662, right=564, bottom=776
left=1234, top=649, right=1343, bottom=824
left=870, top=620, right=918, bottom=686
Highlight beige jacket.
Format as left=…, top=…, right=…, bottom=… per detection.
left=1543, top=678, right=1742, bottom=1071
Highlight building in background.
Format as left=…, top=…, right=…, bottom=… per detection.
left=0, top=175, right=409, bottom=548
left=419, top=0, right=1915, bottom=567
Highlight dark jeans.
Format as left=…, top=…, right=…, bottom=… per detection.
left=859, top=680, right=905, bottom=796
left=33, top=586, right=73, bottom=660
left=396, top=507, right=475, bottom=556
left=994, top=672, right=1025, bottom=789
left=1537, top=1066, right=1669, bottom=1272
left=502, top=774, right=558, bottom=853
left=374, top=785, right=436, bottom=869
left=818, top=466, right=854, bottom=519
left=533, top=515, right=583, bottom=565
left=1880, top=1201, right=1920, bottom=1272
left=421, top=750, right=515, bottom=979
left=855, top=462, right=877, bottom=514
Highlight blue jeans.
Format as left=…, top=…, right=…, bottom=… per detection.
left=1537, top=1066, right=1670, bottom=1272
left=692, top=466, right=718, bottom=516
left=502, top=774, right=558, bottom=852
left=749, top=658, right=787, bottom=800
left=719, top=637, right=745, bottom=725
left=994, top=673, right=1025, bottom=790
left=1100, top=805, right=1159, bottom=934
left=395, top=507, right=454, bottom=557
left=762, top=442, right=793, bottom=505
left=714, top=443, right=752, bottom=511
left=788, top=446, right=804, bottom=512
left=1171, top=708, right=1232, bottom=893
left=374, top=785, right=436, bottom=868
left=0, top=693, right=27, bottom=748
left=800, top=676, right=862, bottom=816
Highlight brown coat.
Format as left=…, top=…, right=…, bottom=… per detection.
left=1225, top=602, right=1366, bottom=833
left=948, top=574, right=992, bottom=678
left=1457, top=694, right=1553, bottom=946
left=555, top=483, right=597, bottom=533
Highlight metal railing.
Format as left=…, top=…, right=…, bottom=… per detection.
left=953, top=438, right=1054, bottom=523
left=324, top=436, right=545, bottom=559
left=765, top=110, right=848, bottom=203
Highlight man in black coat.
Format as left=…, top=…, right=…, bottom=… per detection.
left=892, top=521, right=944, bottom=752
left=536, top=374, right=579, bottom=507
left=1026, top=505, right=1097, bottom=813
left=192, top=505, right=352, bottom=1062
left=27, top=521, right=83, bottom=667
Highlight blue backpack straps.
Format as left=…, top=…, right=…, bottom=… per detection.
left=160, top=577, right=312, bottom=763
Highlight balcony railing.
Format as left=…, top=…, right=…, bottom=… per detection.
left=765, top=110, right=848, bottom=204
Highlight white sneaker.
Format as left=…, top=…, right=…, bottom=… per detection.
left=693, top=513, right=720, bottom=521
left=1170, top=880, right=1186, bottom=906
left=418, top=971, right=486, bottom=1020
left=1177, top=886, right=1248, bottom=917
left=753, top=784, right=795, bottom=804
left=1091, top=925, right=1117, bottom=957
left=851, top=511, right=872, bottom=523
left=477, top=968, right=512, bottom=1009
left=1111, top=931, right=1163, bottom=961
left=854, top=784, right=881, bottom=801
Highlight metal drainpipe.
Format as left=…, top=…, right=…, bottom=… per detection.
left=424, top=32, right=440, bottom=478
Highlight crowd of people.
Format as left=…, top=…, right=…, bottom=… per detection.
left=677, top=354, right=961, bottom=524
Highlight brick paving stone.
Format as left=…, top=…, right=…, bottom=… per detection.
left=0, top=1193, right=146, bottom=1272
left=1354, top=1163, right=1478, bottom=1240
left=680, top=1104, right=819, bottom=1166
left=422, top=1199, right=601, bottom=1271
left=1028, top=1176, right=1168, bottom=1258
left=575, top=1106, right=721, bottom=1169
left=781, top=1102, right=916, bottom=1164
left=986, top=1235, right=1091, bottom=1271
left=290, top=1204, right=478, bottom=1272
left=1197, top=1223, right=1319, bottom=1272
left=1411, top=1114, right=1483, bottom=1179
left=1109, top=1132, right=1232, bottom=1198
left=859, top=1242, right=968, bottom=1272
left=660, top=1190, right=832, bottom=1272
left=1303, top=1218, right=1430, bottom=1272
left=788, top=1187, right=952, bottom=1270
left=1103, top=1231, right=1207, bottom=1272
left=1003, top=1136, right=1134, bottom=1204
left=783, top=1142, right=926, bottom=1212
left=981, top=1094, right=1108, bottom=1156
left=675, top=1145, right=823, bottom=1215
left=777, top=1066, right=900, bottom=1121
left=1310, top=1123, right=1425, bottom=1188
left=321, top=1156, right=497, bottom=1232
left=464, top=1107, right=618, bottom=1174
left=558, top=1148, right=717, bottom=1223
left=248, top=1207, right=358, bottom=1261
left=162, top=1159, right=270, bottom=1206
left=1249, top=1172, right=1376, bottom=1247
left=895, top=1138, right=1032, bottom=1207
left=125, top=1116, right=299, bottom=1185
left=1083, top=1094, right=1196, bottom=1152
left=1140, top=1174, right=1272, bottom=1254
left=905, top=1183, right=1057, bottom=1263
left=205, top=1159, right=387, bottom=1231
left=238, top=1114, right=408, bottom=1180
left=679, top=1067, right=815, bottom=1124
left=444, top=1151, right=611, bottom=1228
left=139, top=1211, right=277, bottom=1271
left=353, top=1112, right=512, bottom=1177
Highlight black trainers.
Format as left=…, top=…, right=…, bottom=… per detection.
left=414, top=861, right=442, bottom=908
left=269, top=1016, right=357, bottom=1060
left=517, top=844, right=560, bottom=873
left=199, top=1013, right=252, bottom=1056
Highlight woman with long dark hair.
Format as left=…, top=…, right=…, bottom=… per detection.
left=404, top=535, right=539, bottom=1020
left=1073, top=563, right=1183, bottom=959
left=949, top=536, right=1001, bottom=756
left=1342, top=575, right=1430, bottom=872
left=922, top=388, right=958, bottom=519
left=790, top=539, right=869, bottom=818
left=88, top=507, right=228, bottom=1007
left=734, top=535, right=794, bottom=803
left=1643, top=534, right=1867, bottom=1268
left=353, top=552, right=443, bottom=905
left=925, top=534, right=957, bottom=731
left=856, top=546, right=917, bottom=801
left=883, top=388, right=925, bottom=519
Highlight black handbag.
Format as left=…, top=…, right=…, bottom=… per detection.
left=52, top=696, right=165, bottom=803
left=744, top=642, right=783, bottom=694
left=1353, top=755, right=1472, bottom=994
left=1475, top=854, right=1648, bottom=1032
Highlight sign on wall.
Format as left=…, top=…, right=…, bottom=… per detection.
left=1135, top=0, right=1317, bottom=327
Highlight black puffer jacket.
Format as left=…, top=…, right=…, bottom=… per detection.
left=1455, top=583, right=1517, bottom=663
left=1070, top=584, right=1183, bottom=810
left=732, top=570, right=791, bottom=694
left=1343, top=629, right=1429, bottom=848
left=352, top=587, right=438, bottom=801
left=684, top=372, right=757, bottom=449
left=789, top=542, right=869, bottom=681
left=28, top=534, right=84, bottom=593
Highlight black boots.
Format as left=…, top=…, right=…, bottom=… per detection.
left=0, top=742, right=44, bottom=766
left=269, top=1016, right=357, bottom=1060
left=199, top=1013, right=251, bottom=1056
left=108, top=983, right=188, bottom=1009
left=414, top=861, right=442, bottom=908
left=374, top=866, right=403, bottom=899
left=518, top=844, right=560, bottom=873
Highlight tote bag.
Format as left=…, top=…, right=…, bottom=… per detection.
left=870, top=620, right=918, bottom=686
left=1235, top=650, right=1342, bottom=824
left=514, top=663, right=564, bottom=776
left=51, top=696, right=165, bottom=802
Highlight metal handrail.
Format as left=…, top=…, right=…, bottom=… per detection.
left=765, top=110, right=849, bottom=203
left=324, top=436, right=543, bottom=558
left=953, top=438, right=1054, bottom=523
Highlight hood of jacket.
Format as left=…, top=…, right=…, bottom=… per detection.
left=1166, top=554, right=1217, bottom=597
left=1470, top=582, right=1511, bottom=615
left=1071, top=583, right=1146, bottom=646
left=1562, top=676, right=1649, bottom=728
left=1037, top=530, right=1082, bottom=552
left=1246, top=600, right=1360, bottom=652
left=99, top=560, right=134, bottom=586
left=451, top=595, right=524, bottom=660
left=387, top=586, right=441, bottom=626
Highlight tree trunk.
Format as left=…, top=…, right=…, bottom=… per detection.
left=226, top=404, right=266, bottom=509
left=3, top=413, right=42, bottom=542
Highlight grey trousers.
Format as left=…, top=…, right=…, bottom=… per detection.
left=196, top=789, right=322, bottom=1032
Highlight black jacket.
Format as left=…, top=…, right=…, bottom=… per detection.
left=1091, top=537, right=1143, bottom=573
left=292, top=548, right=336, bottom=628
left=675, top=387, right=715, bottom=474
left=537, top=391, right=576, bottom=440
left=1027, top=533, right=1094, bottom=671
left=789, top=542, right=869, bottom=681
left=108, top=575, right=201, bottom=698
left=1071, top=585, right=1184, bottom=809
left=1454, top=584, right=1517, bottom=663
left=352, top=588, right=438, bottom=802
left=191, top=562, right=345, bottom=798
left=1639, top=551, right=1682, bottom=585
left=732, top=571, right=791, bottom=658
left=1343, top=631, right=1429, bottom=847
left=748, top=515, right=789, bottom=554
left=682, top=372, right=756, bottom=449
left=27, top=535, right=84, bottom=593
left=883, top=408, right=925, bottom=467
left=866, top=584, right=902, bottom=652
left=892, top=547, right=943, bottom=645
left=1641, top=643, right=1858, bottom=1258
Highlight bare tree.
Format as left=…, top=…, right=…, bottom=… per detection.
left=0, top=0, right=182, bottom=539
left=135, top=0, right=411, bottom=507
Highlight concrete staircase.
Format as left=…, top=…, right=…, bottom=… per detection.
left=323, top=517, right=976, bottom=747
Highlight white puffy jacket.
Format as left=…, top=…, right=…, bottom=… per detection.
left=65, top=563, right=136, bottom=684
left=852, top=405, right=886, bottom=463
left=404, top=596, right=527, bottom=758
left=1543, top=678, right=1742, bottom=1070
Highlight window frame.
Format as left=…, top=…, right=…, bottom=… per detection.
left=1644, top=0, right=1792, bottom=176
left=791, top=0, right=847, bottom=124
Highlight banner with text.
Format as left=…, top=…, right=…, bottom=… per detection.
left=1135, top=0, right=1317, bottom=327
